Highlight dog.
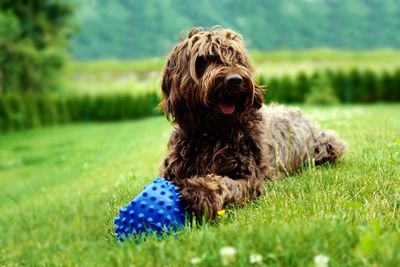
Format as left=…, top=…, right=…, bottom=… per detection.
left=158, top=27, right=346, bottom=219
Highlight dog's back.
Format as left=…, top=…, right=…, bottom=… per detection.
left=260, top=104, right=346, bottom=178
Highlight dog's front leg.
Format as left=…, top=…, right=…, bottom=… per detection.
left=175, top=174, right=264, bottom=219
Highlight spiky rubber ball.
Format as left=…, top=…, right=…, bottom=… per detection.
left=114, top=177, right=186, bottom=241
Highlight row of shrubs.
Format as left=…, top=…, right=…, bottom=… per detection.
left=257, top=68, right=400, bottom=104
left=0, top=92, right=159, bottom=132
left=1, top=68, right=399, bottom=133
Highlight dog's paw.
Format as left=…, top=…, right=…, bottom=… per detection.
left=314, top=130, right=346, bottom=165
left=177, top=176, right=225, bottom=219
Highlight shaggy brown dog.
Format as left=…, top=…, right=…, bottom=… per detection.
left=159, top=27, right=346, bottom=219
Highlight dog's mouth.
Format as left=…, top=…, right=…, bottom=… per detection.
left=215, top=91, right=250, bottom=116
left=211, top=77, right=252, bottom=116
left=218, top=100, right=236, bottom=115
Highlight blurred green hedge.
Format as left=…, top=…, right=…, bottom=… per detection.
left=257, top=68, right=400, bottom=104
left=1, top=68, right=400, bottom=133
left=0, top=92, right=159, bottom=133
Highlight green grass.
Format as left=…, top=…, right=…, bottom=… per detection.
left=1, top=105, right=400, bottom=266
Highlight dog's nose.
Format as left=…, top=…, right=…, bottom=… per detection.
left=225, top=73, right=243, bottom=87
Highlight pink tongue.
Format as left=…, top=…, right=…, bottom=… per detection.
left=219, top=102, right=235, bottom=115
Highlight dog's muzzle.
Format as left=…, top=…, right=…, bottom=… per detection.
left=217, top=73, right=246, bottom=115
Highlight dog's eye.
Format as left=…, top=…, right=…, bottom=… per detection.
left=195, top=55, right=223, bottom=78
left=195, top=56, right=207, bottom=78
left=207, top=55, right=222, bottom=63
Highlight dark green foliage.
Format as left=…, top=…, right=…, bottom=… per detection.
left=360, top=70, right=378, bottom=103
left=280, top=75, right=296, bottom=103
left=0, top=0, right=74, bottom=92
left=378, top=72, right=392, bottom=102
left=305, top=75, right=340, bottom=105
left=1, top=68, right=399, bottom=133
left=261, top=68, right=400, bottom=105
left=386, top=71, right=400, bottom=103
left=70, top=0, right=400, bottom=59
left=267, top=78, right=281, bottom=103
left=257, top=75, right=279, bottom=103
left=294, top=72, right=310, bottom=103
left=349, top=69, right=362, bottom=103
left=331, top=70, right=350, bottom=103
left=0, top=92, right=159, bottom=133
left=393, top=69, right=400, bottom=101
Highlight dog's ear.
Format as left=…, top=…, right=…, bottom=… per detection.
left=159, top=46, right=189, bottom=124
left=159, top=53, right=174, bottom=118
left=252, top=84, right=265, bottom=109
left=159, top=72, right=168, bottom=115
left=160, top=57, right=178, bottom=120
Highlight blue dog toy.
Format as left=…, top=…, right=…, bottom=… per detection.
left=114, top=177, right=186, bottom=241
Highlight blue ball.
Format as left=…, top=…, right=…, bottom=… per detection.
left=114, top=177, right=186, bottom=241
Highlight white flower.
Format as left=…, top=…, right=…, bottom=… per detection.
left=219, top=246, right=237, bottom=265
left=249, top=253, right=263, bottom=264
left=190, top=257, right=202, bottom=265
left=190, top=254, right=206, bottom=265
left=314, top=254, right=330, bottom=267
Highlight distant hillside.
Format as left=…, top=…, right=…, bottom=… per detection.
left=70, top=0, right=400, bottom=60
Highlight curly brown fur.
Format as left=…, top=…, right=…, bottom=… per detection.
left=159, top=27, right=346, bottom=219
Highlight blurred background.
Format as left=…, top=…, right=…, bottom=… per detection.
left=0, top=0, right=400, bottom=132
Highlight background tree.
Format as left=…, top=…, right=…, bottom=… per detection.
left=0, top=0, right=74, bottom=92
left=70, top=0, right=400, bottom=60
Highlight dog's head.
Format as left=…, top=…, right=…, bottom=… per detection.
left=160, top=27, right=264, bottom=132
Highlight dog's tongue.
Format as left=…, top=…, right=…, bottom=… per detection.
left=219, top=102, right=235, bottom=115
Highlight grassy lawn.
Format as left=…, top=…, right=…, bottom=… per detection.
left=1, top=104, right=399, bottom=266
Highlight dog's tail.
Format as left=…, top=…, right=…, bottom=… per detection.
left=313, top=130, right=346, bottom=165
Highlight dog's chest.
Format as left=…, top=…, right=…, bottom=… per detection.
left=183, top=133, right=259, bottom=179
